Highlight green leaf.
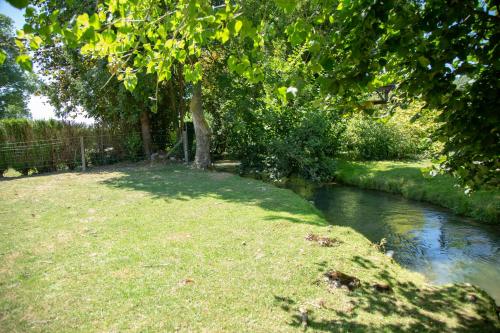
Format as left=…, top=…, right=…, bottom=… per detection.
left=177, top=49, right=187, bottom=62
left=165, top=39, right=174, bottom=49
left=29, top=36, right=43, bottom=50
left=275, top=0, right=296, bottom=13
left=101, top=30, right=116, bottom=44
left=0, top=50, right=7, bottom=65
left=234, top=20, right=243, bottom=34
left=217, top=28, right=230, bottom=44
left=124, top=70, right=138, bottom=91
left=418, top=56, right=430, bottom=68
left=15, top=39, right=24, bottom=49
left=76, top=13, right=89, bottom=27
left=22, top=23, right=33, bottom=33
left=227, top=55, right=238, bottom=72
left=89, top=13, right=101, bottom=30
left=251, top=66, right=264, bottom=83
left=15, top=54, right=32, bottom=71
left=146, top=60, right=155, bottom=74
left=235, top=55, right=251, bottom=75
left=184, top=62, right=202, bottom=83
left=6, top=0, right=28, bottom=9
left=277, top=86, right=287, bottom=104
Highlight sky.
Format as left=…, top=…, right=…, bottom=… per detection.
left=0, top=0, right=94, bottom=124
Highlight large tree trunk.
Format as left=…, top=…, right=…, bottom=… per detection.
left=140, top=110, right=152, bottom=158
left=190, top=82, right=211, bottom=169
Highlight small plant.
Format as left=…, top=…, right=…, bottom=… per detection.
left=124, top=132, right=143, bottom=161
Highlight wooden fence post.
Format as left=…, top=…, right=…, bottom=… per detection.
left=80, top=136, right=86, bottom=171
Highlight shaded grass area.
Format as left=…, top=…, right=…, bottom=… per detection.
left=335, top=160, right=500, bottom=224
left=0, top=162, right=499, bottom=332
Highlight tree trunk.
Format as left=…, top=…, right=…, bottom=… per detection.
left=190, top=82, right=211, bottom=169
left=168, top=80, right=179, bottom=136
left=140, top=110, right=152, bottom=158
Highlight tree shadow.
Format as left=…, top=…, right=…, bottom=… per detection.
left=98, top=163, right=327, bottom=226
left=274, top=256, right=500, bottom=332
left=93, top=163, right=499, bottom=331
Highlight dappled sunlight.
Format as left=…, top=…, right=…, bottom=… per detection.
left=276, top=255, right=499, bottom=333
left=285, top=181, right=500, bottom=304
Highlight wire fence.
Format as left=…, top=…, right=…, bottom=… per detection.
left=0, top=131, right=158, bottom=176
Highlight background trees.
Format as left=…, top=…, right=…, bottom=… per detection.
left=0, top=14, right=36, bottom=119
left=3, top=0, right=498, bottom=187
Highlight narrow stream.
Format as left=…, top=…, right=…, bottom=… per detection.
left=283, top=182, right=500, bottom=303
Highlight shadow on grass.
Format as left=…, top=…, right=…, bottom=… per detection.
left=275, top=257, right=499, bottom=332
left=98, top=163, right=499, bottom=331
left=98, top=163, right=327, bottom=226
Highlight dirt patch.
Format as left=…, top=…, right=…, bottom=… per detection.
left=0, top=251, right=22, bottom=275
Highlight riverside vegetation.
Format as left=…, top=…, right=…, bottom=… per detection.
left=335, top=160, right=500, bottom=224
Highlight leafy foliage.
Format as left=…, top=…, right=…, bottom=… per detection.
left=21, top=0, right=261, bottom=88
left=274, top=0, right=500, bottom=187
left=10, top=0, right=500, bottom=186
left=340, top=114, right=421, bottom=161
left=265, top=112, right=343, bottom=181
left=206, top=39, right=345, bottom=181
left=0, top=14, right=36, bottom=119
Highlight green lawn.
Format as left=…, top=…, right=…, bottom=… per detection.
left=0, top=163, right=498, bottom=332
left=335, top=160, right=500, bottom=224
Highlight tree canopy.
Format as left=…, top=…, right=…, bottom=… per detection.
left=3, top=0, right=499, bottom=187
left=0, top=14, right=36, bottom=119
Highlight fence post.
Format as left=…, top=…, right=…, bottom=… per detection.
left=80, top=136, right=86, bottom=171
left=182, top=128, right=189, bottom=163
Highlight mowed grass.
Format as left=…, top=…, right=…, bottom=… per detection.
left=0, top=163, right=498, bottom=332
left=335, top=160, right=500, bottom=224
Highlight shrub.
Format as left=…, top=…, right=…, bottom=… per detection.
left=266, top=112, right=344, bottom=181
left=340, top=114, right=422, bottom=161
left=124, top=132, right=143, bottom=161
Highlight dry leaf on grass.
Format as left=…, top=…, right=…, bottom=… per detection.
left=305, top=233, right=342, bottom=247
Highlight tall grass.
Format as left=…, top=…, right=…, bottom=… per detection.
left=0, top=119, right=143, bottom=176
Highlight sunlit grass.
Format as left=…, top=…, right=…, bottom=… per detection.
left=0, top=163, right=498, bottom=332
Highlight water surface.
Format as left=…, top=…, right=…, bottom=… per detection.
left=284, top=182, right=500, bottom=303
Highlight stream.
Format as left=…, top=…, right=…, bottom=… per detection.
left=283, top=182, right=500, bottom=303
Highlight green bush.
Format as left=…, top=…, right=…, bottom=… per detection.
left=124, top=132, right=143, bottom=161
left=266, top=112, right=343, bottom=181
left=215, top=105, right=345, bottom=181
left=340, top=114, right=422, bottom=161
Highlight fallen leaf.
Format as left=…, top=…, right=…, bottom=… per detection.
left=179, top=278, right=195, bottom=286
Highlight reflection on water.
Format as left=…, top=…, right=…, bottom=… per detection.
left=284, top=182, right=500, bottom=303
